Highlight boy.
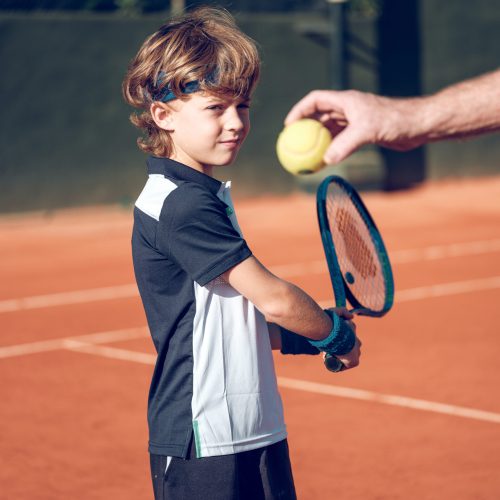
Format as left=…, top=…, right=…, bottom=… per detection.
left=122, top=7, right=361, bottom=500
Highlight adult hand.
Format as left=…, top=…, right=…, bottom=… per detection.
left=285, top=70, right=500, bottom=165
left=285, top=90, right=422, bottom=165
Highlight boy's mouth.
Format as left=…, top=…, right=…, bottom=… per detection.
left=219, top=137, right=241, bottom=149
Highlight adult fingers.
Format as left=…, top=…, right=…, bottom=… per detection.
left=323, top=126, right=368, bottom=164
left=284, top=90, right=347, bottom=125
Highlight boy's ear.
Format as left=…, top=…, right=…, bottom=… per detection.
left=150, top=102, right=174, bottom=132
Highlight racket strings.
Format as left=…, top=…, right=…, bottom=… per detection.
left=336, top=207, right=377, bottom=279
left=326, top=186, right=387, bottom=311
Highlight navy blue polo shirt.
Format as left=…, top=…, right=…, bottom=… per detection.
left=132, top=157, right=287, bottom=459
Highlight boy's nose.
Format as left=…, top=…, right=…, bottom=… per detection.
left=224, top=107, right=246, bottom=131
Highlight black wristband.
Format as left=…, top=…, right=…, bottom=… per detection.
left=307, top=310, right=356, bottom=356
left=280, top=327, right=321, bottom=356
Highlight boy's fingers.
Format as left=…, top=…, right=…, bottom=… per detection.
left=331, top=307, right=353, bottom=319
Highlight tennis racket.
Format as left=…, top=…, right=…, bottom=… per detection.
left=317, top=175, right=395, bottom=372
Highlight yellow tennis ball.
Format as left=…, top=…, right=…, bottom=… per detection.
left=276, top=119, right=332, bottom=175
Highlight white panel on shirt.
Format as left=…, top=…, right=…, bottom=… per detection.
left=191, top=184, right=287, bottom=457
left=135, top=174, right=177, bottom=221
left=191, top=281, right=287, bottom=457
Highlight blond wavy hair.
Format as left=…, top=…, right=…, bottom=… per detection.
left=122, top=7, right=260, bottom=158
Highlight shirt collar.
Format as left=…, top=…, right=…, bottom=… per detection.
left=147, top=156, right=223, bottom=195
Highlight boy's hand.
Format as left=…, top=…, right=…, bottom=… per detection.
left=332, top=336, right=362, bottom=370
left=325, top=307, right=361, bottom=370
left=329, top=307, right=353, bottom=321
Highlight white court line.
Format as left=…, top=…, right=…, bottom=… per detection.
left=277, top=377, right=500, bottom=424
left=70, top=346, right=500, bottom=424
left=270, top=238, right=500, bottom=276
left=314, top=275, right=500, bottom=308
left=2, top=238, right=500, bottom=314
left=2, top=276, right=500, bottom=314
left=0, top=284, right=139, bottom=313
left=64, top=340, right=156, bottom=365
left=396, top=276, right=500, bottom=303
left=390, top=238, right=500, bottom=264
left=1, top=328, right=499, bottom=424
left=0, top=326, right=148, bottom=359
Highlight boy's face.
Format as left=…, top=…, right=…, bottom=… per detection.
left=162, top=92, right=251, bottom=174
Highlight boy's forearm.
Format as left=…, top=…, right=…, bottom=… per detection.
left=225, top=257, right=357, bottom=357
left=264, top=281, right=332, bottom=341
left=224, top=256, right=332, bottom=341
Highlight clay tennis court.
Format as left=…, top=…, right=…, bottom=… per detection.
left=1, top=176, right=500, bottom=499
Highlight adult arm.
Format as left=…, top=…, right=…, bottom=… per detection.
left=285, top=69, right=500, bottom=164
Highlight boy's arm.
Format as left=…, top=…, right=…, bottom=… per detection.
left=222, top=255, right=361, bottom=368
left=267, top=323, right=283, bottom=350
left=223, top=256, right=330, bottom=339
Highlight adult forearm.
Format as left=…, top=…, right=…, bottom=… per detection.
left=403, top=69, right=500, bottom=145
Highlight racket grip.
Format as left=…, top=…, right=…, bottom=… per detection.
left=324, top=354, right=345, bottom=372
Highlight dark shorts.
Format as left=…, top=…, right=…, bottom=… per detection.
left=150, top=439, right=297, bottom=500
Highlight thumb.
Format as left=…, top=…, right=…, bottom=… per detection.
left=324, top=127, right=366, bottom=165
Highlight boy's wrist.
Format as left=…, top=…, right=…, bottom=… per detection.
left=280, top=327, right=321, bottom=356
left=307, top=310, right=356, bottom=356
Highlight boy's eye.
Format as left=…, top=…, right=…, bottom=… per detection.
left=238, top=102, right=251, bottom=109
left=206, top=104, right=224, bottom=111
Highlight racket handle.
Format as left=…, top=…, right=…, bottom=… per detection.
left=324, top=353, right=345, bottom=372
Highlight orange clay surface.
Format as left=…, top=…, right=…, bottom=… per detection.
left=1, top=176, right=500, bottom=499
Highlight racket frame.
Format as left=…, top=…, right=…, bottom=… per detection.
left=317, top=175, right=394, bottom=317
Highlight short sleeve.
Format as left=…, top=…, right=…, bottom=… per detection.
left=157, top=183, right=252, bottom=286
